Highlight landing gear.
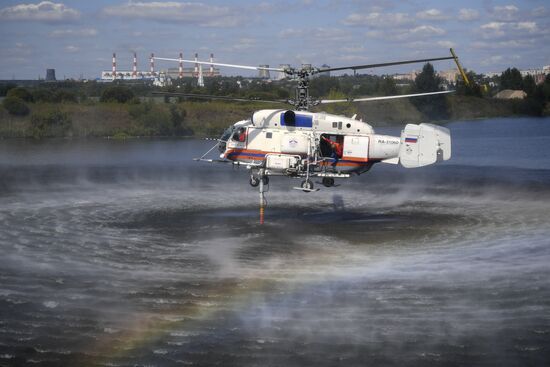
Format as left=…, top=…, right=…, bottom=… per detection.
left=322, top=177, right=335, bottom=187
left=249, top=175, right=260, bottom=187
left=250, top=174, right=269, bottom=187
left=301, top=179, right=314, bottom=192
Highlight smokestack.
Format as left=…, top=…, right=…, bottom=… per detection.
left=112, top=53, right=116, bottom=79
left=150, top=53, right=155, bottom=75
left=179, top=52, right=183, bottom=79
left=194, top=53, right=199, bottom=77
left=132, top=52, right=137, bottom=78
left=210, top=53, right=214, bottom=77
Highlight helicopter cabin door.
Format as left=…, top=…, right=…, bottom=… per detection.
left=343, top=136, right=369, bottom=160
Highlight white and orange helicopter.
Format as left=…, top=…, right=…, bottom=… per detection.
left=155, top=49, right=466, bottom=220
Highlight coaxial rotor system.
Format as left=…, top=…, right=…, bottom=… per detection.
left=155, top=49, right=464, bottom=110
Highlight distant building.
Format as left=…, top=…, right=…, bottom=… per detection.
left=258, top=65, right=270, bottom=79
left=437, top=68, right=459, bottom=84
left=45, top=69, right=56, bottom=81
left=278, top=64, right=291, bottom=80
left=393, top=70, right=419, bottom=81
left=494, top=89, right=527, bottom=99
left=319, top=64, right=331, bottom=77
left=519, top=68, right=547, bottom=84
left=165, top=67, right=220, bottom=79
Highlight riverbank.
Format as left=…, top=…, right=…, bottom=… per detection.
left=0, top=95, right=547, bottom=139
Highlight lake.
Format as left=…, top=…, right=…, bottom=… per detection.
left=1, top=117, right=549, bottom=366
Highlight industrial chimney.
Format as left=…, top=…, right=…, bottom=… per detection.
left=210, top=53, right=214, bottom=77
left=112, top=53, right=116, bottom=79
left=132, top=52, right=137, bottom=78
left=150, top=53, right=155, bottom=75
left=179, top=52, right=183, bottom=79
left=194, top=53, right=199, bottom=77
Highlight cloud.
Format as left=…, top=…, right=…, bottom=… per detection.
left=49, top=28, right=98, bottom=37
left=472, top=39, right=535, bottom=50
left=223, top=37, right=257, bottom=52
left=491, top=4, right=519, bottom=21
left=479, top=21, right=540, bottom=39
left=366, top=24, right=446, bottom=42
left=436, top=40, right=456, bottom=48
left=102, top=1, right=243, bottom=27
left=279, top=27, right=352, bottom=42
left=0, top=1, right=80, bottom=22
left=409, top=25, right=446, bottom=36
left=458, top=8, right=479, bottom=21
left=64, top=45, right=79, bottom=53
left=416, top=9, right=449, bottom=21
left=343, top=12, right=413, bottom=27
left=480, top=54, right=521, bottom=67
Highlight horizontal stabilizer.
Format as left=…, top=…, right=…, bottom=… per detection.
left=399, top=123, right=451, bottom=168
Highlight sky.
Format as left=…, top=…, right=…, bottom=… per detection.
left=0, top=0, right=549, bottom=79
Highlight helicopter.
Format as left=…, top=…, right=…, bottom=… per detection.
left=155, top=50, right=461, bottom=196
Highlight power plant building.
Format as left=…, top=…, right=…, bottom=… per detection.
left=45, top=69, right=56, bottom=81
left=101, top=52, right=220, bottom=83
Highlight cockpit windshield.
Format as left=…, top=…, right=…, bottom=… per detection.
left=218, top=126, right=234, bottom=153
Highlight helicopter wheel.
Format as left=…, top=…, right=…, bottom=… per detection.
left=301, top=179, right=314, bottom=192
left=322, top=177, right=335, bottom=187
left=262, top=176, right=269, bottom=185
left=249, top=175, right=260, bottom=187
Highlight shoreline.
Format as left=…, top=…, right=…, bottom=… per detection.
left=1, top=115, right=548, bottom=141
left=1, top=96, right=548, bottom=140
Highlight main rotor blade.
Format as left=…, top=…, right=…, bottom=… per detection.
left=154, top=57, right=284, bottom=73
left=152, top=92, right=289, bottom=104
left=319, top=90, right=454, bottom=104
left=317, top=56, right=455, bottom=74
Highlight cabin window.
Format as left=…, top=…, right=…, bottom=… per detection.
left=332, top=122, right=338, bottom=128
left=266, top=132, right=272, bottom=139
left=346, top=123, right=351, bottom=128
left=338, top=121, right=342, bottom=130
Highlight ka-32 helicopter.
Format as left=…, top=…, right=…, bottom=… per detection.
left=155, top=49, right=466, bottom=221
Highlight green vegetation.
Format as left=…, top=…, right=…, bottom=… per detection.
left=0, top=68, right=549, bottom=139
left=2, top=96, right=30, bottom=116
left=100, top=86, right=135, bottom=103
left=30, top=109, right=72, bottom=139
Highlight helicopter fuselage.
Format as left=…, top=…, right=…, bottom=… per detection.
left=220, top=109, right=402, bottom=177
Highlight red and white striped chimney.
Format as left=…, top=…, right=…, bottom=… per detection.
left=132, top=52, right=137, bottom=78
left=179, top=52, right=183, bottom=79
left=209, top=53, right=214, bottom=77
left=194, top=53, right=199, bottom=77
left=112, top=53, right=116, bottom=79
left=150, top=53, right=155, bottom=75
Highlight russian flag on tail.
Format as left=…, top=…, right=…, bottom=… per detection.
left=405, top=137, right=418, bottom=143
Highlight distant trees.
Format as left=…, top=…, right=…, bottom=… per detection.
left=2, top=96, right=30, bottom=116
left=0, top=83, right=17, bottom=97
left=127, top=101, right=192, bottom=136
left=30, top=109, right=72, bottom=138
left=100, top=86, right=135, bottom=103
left=499, top=68, right=523, bottom=90
left=7, top=87, right=34, bottom=102
left=412, top=63, right=449, bottom=120
left=414, top=63, right=442, bottom=93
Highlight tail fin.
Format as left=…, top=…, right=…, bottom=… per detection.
left=399, top=123, right=451, bottom=168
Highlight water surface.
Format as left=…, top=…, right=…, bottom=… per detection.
left=1, top=117, right=549, bottom=366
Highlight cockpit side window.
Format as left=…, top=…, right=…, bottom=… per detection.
left=232, top=127, right=247, bottom=142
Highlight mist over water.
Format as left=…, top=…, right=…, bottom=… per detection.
left=1, top=117, right=550, bottom=366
